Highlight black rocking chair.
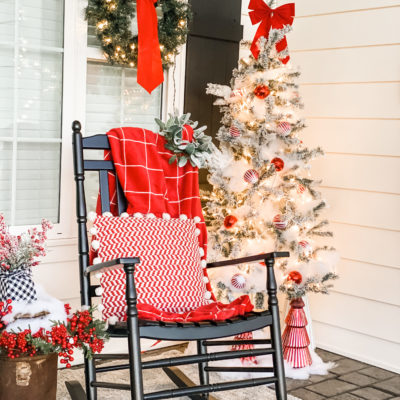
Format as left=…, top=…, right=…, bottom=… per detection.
left=67, top=120, right=289, bottom=400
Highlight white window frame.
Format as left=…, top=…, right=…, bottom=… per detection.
left=9, top=0, right=186, bottom=241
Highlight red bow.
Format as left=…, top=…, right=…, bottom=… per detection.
left=249, top=0, right=295, bottom=63
left=137, top=0, right=164, bottom=93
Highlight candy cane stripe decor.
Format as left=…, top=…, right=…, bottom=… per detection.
left=282, top=297, right=312, bottom=368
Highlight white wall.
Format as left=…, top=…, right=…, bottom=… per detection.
left=241, top=0, right=400, bottom=372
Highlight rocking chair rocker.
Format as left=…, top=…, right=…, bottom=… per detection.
left=67, top=120, right=289, bottom=400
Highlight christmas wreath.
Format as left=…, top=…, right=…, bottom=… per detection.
left=85, top=0, right=191, bottom=69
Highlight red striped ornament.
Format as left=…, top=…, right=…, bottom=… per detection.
left=298, top=240, right=312, bottom=255
left=231, top=331, right=258, bottom=365
left=243, top=169, right=259, bottom=184
left=297, top=184, right=306, bottom=194
left=229, top=125, right=241, bottom=138
left=231, top=273, right=247, bottom=289
left=282, top=298, right=312, bottom=368
left=273, top=214, right=288, bottom=230
left=277, top=122, right=292, bottom=136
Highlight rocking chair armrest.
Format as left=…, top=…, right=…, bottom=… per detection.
left=85, top=257, right=140, bottom=275
left=206, top=251, right=290, bottom=269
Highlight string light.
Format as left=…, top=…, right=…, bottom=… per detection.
left=96, top=20, right=108, bottom=31
left=159, top=44, right=164, bottom=51
left=130, top=43, right=135, bottom=50
left=103, top=37, right=112, bottom=44
left=178, top=19, right=186, bottom=27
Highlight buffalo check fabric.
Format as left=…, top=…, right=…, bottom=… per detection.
left=93, top=216, right=210, bottom=320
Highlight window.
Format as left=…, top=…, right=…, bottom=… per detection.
left=0, top=0, right=64, bottom=226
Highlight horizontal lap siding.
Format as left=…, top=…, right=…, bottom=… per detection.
left=241, top=0, right=400, bottom=371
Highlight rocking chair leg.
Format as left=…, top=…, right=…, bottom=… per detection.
left=266, top=257, right=287, bottom=400
left=85, top=357, right=97, bottom=400
left=197, top=340, right=209, bottom=399
left=125, top=263, right=144, bottom=400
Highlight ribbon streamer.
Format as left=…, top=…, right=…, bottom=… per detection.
left=249, top=0, right=295, bottom=63
left=137, top=0, right=164, bottom=93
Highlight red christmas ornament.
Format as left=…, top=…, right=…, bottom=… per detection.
left=243, top=169, right=259, bottom=184
left=229, top=125, right=241, bottom=138
left=282, top=298, right=312, bottom=368
left=277, top=122, right=292, bottom=136
left=287, top=270, right=302, bottom=284
left=271, top=157, right=284, bottom=171
left=273, top=214, right=288, bottom=230
left=253, top=85, right=270, bottom=99
left=231, top=273, right=247, bottom=289
left=224, top=215, right=238, bottom=229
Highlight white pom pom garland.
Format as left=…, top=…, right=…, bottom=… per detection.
left=88, top=211, right=97, bottom=222
left=179, top=214, right=188, bottom=220
left=146, top=213, right=156, bottom=218
left=91, top=240, right=100, bottom=251
left=97, top=304, right=104, bottom=312
left=93, top=257, right=102, bottom=265
left=102, top=212, right=113, bottom=217
left=201, top=259, right=207, bottom=268
left=108, top=316, right=118, bottom=325
left=204, top=291, right=212, bottom=300
left=95, top=287, right=104, bottom=296
left=90, top=227, right=98, bottom=235
left=193, top=216, right=201, bottom=223
left=95, top=272, right=103, bottom=280
left=134, top=212, right=143, bottom=218
left=194, top=228, right=201, bottom=236
left=199, top=248, right=205, bottom=257
left=203, top=276, right=209, bottom=284
left=120, top=212, right=129, bottom=218
left=162, top=213, right=171, bottom=220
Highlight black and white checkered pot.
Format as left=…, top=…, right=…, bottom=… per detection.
left=0, top=268, right=37, bottom=303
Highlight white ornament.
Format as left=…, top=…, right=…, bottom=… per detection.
left=120, top=212, right=129, bottom=218
left=90, top=227, right=98, bottom=235
left=91, top=240, right=100, bottom=251
left=298, top=240, right=312, bottom=255
left=179, top=214, right=188, bottom=220
left=243, top=169, right=259, bottom=184
left=276, top=121, right=292, bottom=136
left=162, top=213, right=171, bottom=220
left=194, top=216, right=201, bottom=223
left=273, top=214, right=288, bottom=230
left=88, top=211, right=97, bottom=222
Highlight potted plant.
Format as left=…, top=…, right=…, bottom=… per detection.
left=0, top=214, right=52, bottom=303
left=0, top=301, right=109, bottom=400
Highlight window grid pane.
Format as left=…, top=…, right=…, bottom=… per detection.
left=0, top=0, right=64, bottom=226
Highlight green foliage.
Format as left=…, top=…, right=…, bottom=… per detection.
left=85, top=0, right=191, bottom=68
left=155, top=113, right=215, bottom=168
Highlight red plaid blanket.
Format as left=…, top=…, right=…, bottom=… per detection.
left=95, top=126, right=253, bottom=322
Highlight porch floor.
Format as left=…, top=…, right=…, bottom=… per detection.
left=287, top=349, right=400, bottom=400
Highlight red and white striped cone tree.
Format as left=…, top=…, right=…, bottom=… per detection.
left=282, top=297, right=312, bottom=368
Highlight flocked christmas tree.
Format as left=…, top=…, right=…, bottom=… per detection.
left=204, top=3, right=339, bottom=313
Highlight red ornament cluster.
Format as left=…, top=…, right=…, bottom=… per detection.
left=0, top=302, right=108, bottom=367
left=253, top=85, right=270, bottom=99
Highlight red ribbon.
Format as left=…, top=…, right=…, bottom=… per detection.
left=137, top=0, right=164, bottom=94
left=249, top=0, right=295, bottom=63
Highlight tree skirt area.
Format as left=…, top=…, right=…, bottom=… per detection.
left=57, top=350, right=301, bottom=400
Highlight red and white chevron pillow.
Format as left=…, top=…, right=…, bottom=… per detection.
left=91, top=214, right=211, bottom=321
